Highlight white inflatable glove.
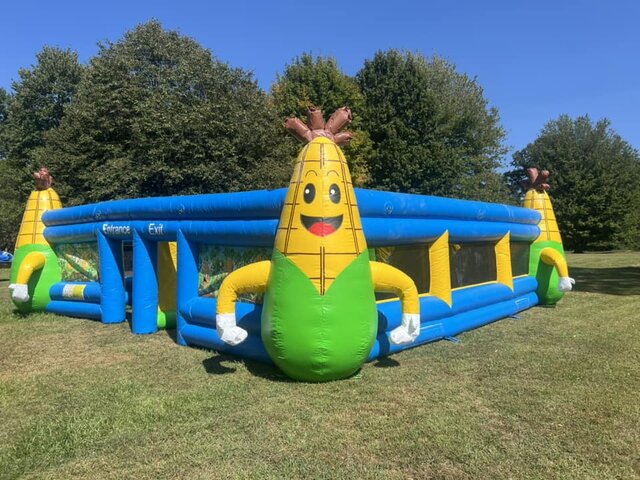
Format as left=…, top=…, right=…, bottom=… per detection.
left=390, top=313, right=421, bottom=345
left=216, top=313, right=248, bottom=346
left=558, top=276, right=575, bottom=292
left=9, top=283, right=30, bottom=303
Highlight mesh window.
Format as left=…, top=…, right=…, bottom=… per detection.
left=449, top=243, right=497, bottom=288
left=55, top=242, right=100, bottom=282
left=372, top=244, right=430, bottom=301
left=198, top=245, right=271, bottom=301
left=510, top=242, right=530, bottom=276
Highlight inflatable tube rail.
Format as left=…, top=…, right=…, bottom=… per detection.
left=368, top=291, right=539, bottom=359
left=178, top=276, right=538, bottom=363
left=178, top=290, right=537, bottom=365
left=49, top=282, right=102, bottom=303
left=42, top=188, right=540, bottom=228
left=356, top=189, right=541, bottom=225
left=179, top=276, right=536, bottom=337
left=43, top=218, right=539, bottom=246
left=46, top=300, right=102, bottom=320
left=42, top=189, right=288, bottom=226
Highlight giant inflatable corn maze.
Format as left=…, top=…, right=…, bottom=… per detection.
left=9, top=108, right=573, bottom=382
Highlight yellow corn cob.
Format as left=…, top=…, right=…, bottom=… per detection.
left=523, top=189, right=562, bottom=244
left=522, top=168, right=571, bottom=305
left=15, top=188, right=62, bottom=249
left=10, top=168, right=62, bottom=312
left=274, top=137, right=366, bottom=294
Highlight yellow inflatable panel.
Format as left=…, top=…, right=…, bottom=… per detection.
left=158, top=242, right=177, bottom=314
left=495, top=232, right=514, bottom=290
left=429, top=232, right=452, bottom=306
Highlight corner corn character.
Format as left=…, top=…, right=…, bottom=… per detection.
left=215, top=107, right=420, bottom=382
left=523, top=168, right=574, bottom=304
left=9, top=168, right=62, bottom=311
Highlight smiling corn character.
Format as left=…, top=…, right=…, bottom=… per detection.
left=9, top=168, right=62, bottom=311
left=523, top=168, right=574, bottom=304
left=215, top=107, right=420, bottom=382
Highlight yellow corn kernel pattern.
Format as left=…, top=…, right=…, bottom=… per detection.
left=16, top=188, right=62, bottom=249
left=523, top=189, right=562, bottom=244
left=275, top=137, right=367, bottom=294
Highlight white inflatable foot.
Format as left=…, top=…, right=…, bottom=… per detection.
left=390, top=313, right=420, bottom=345
left=558, top=276, right=575, bottom=292
left=216, top=313, right=248, bottom=346
left=9, top=283, right=30, bottom=303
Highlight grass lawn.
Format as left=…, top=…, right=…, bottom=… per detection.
left=0, top=251, right=638, bottom=479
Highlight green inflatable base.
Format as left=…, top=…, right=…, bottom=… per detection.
left=10, top=244, right=61, bottom=313
left=157, top=310, right=176, bottom=329
left=262, top=249, right=378, bottom=382
left=530, top=240, right=566, bottom=305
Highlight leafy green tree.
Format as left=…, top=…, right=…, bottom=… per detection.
left=0, top=88, right=18, bottom=250
left=41, top=21, right=289, bottom=204
left=0, top=48, right=81, bottom=250
left=4, top=47, right=82, bottom=165
left=0, top=162, right=24, bottom=251
left=0, top=87, right=9, bottom=160
left=623, top=186, right=640, bottom=250
left=508, top=115, right=640, bottom=251
left=0, top=87, right=8, bottom=123
left=357, top=50, right=510, bottom=203
left=272, top=53, right=372, bottom=185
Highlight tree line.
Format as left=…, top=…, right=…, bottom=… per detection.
left=0, top=20, right=638, bottom=252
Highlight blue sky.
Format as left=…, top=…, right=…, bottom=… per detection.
left=2, top=0, right=639, bottom=160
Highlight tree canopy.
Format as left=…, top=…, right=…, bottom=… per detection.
left=271, top=53, right=372, bottom=185
left=0, top=87, right=9, bottom=160
left=509, top=115, right=640, bottom=251
left=1, top=21, right=639, bottom=252
left=3, top=47, right=82, bottom=164
left=40, top=21, right=289, bottom=204
left=357, top=50, right=511, bottom=203
left=0, top=47, right=82, bottom=250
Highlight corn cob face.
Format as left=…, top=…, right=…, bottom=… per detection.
left=274, top=136, right=366, bottom=295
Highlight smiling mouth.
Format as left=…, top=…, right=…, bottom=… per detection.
left=300, top=214, right=343, bottom=237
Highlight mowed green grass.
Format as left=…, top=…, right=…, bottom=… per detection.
left=0, top=252, right=638, bottom=479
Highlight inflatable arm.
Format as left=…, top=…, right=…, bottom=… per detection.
left=540, top=247, right=574, bottom=292
left=215, top=260, right=271, bottom=346
left=9, top=251, right=46, bottom=303
left=370, top=261, right=420, bottom=345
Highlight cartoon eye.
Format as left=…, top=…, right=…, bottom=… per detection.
left=303, top=184, right=316, bottom=203
left=329, top=184, right=341, bottom=204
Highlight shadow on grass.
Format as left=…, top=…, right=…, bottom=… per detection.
left=202, top=353, right=294, bottom=382
left=373, top=356, right=400, bottom=368
left=571, top=266, right=640, bottom=295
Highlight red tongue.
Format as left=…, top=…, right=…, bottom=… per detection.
left=309, top=221, right=336, bottom=237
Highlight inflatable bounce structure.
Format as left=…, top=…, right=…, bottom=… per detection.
left=9, top=108, right=573, bottom=382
